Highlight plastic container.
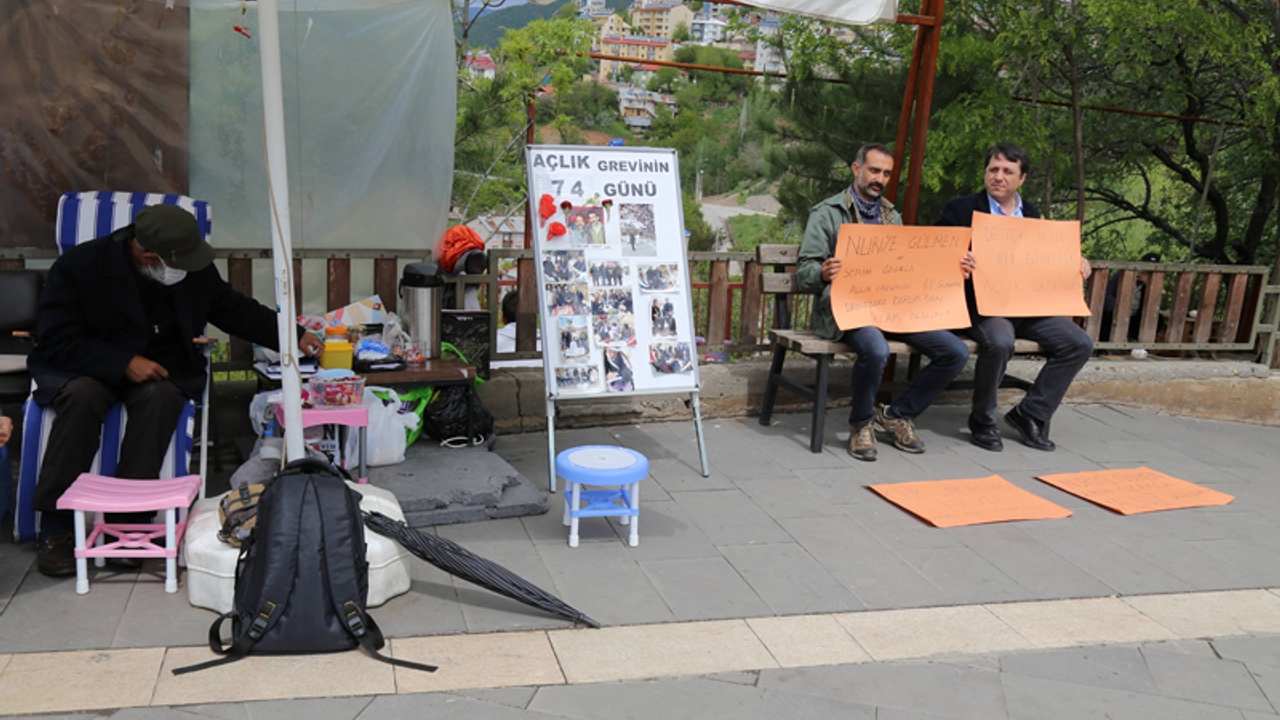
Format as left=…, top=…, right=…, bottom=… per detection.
left=185, top=482, right=411, bottom=613
left=319, top=340, right=354, bottom=371
left=309, top=371, right=365, bottom=406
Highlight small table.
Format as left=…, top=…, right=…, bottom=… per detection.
left=258, top=357, right=480, bottom=447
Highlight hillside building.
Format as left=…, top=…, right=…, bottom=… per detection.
left=617, top=86, right=678, bottom=130
left=690, top=14, right=727, bottom=43
left=629, top=1, right=693, bottom=39
left=464, top=52, right=498, bottom=80
left=598, top=35, right=674, bottom=83
left=753, top=19, right=785, bottom=78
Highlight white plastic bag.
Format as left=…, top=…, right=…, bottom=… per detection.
left=344, top=387, right=420, bottom=467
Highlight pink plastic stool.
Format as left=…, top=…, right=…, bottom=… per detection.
left=274, top=404, right=369, bottom=483
left=56, top=473, right=203, bottom=595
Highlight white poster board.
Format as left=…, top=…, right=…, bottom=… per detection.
left=525, top=145, right=701, bottom=401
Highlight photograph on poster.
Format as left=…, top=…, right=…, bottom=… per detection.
left=619, top=203, right=657, bottom=257
left=603, top=347, right=636, bottom=392
left=650, top=341, right=694, bottom=374
left=637, top=263, right=680, bottom=291
left=557, top=316, right=591, bottom=363
left=589, top=260, right=630, bottom=287
left=650, top=296, right=677, bottom=337
left=545, top=283, right=589, bottom=316
left=591, top=288, right=634, bottom=315
left=555, top=365, right=601, bottom=394
left=593, top=314, right=636, bottom=346
left=542, top=250, right=587, bottom=283
left=563, top=207, right=608, bottom=246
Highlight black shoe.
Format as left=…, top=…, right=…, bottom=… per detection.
left=1004, top=405, right=1055, bottom=451
left=37, top=530, right=77, bottom=577
left=968, top=416, right=1003, bottom=452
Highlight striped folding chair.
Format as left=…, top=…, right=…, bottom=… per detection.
left=14, top=192, right=213, bottom=543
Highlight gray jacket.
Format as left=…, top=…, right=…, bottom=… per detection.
left=797, top=189, right=903, bottom=341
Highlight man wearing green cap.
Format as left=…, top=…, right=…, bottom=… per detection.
left=26, top=204, right=324, bottom=576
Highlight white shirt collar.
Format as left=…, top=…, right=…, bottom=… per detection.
left=987, top=192, right=1024, bottom=217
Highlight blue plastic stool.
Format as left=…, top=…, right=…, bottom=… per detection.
left=558, top=446, right=648, bottom=548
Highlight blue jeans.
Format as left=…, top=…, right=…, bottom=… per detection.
left=841, top=327, right=970, bottom=427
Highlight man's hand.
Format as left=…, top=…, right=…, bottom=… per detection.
left=960, top=251, right=977, bottom=279
left=0, top=415, right=12, bottom=448
left=299, top=332, right=324, bottom=357
left=821, top=257, right=842, bottom=283
left=1080, top=256, right=1092, bottom=279
left=126, top=356, right=169, bottom=383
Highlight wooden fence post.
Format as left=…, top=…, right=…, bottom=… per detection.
left=705, top=260, right=730, bottom=352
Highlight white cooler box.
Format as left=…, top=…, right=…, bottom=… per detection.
left=185, top=481, right=412, bottom=613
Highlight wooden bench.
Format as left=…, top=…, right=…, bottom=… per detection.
left=756, top=244, right=1043, bottom=453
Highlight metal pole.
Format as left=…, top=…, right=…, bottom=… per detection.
left=691, top=391, right=709, bottom=477
left=546, top=397, right=558, bottom=492
left=258, top=0, right=305, bottom=461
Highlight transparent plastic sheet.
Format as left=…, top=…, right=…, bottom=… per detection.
left=0, top=0, right=453, bottom=251
left=188, top=0, right=455, bottom=250
left=0, top=1, right=192, bottom=247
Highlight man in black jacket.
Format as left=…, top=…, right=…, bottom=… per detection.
left=936, top=143, right=1093, bottom=452
left=27, top=204, right=324, bottom=576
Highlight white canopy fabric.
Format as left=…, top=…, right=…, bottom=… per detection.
left=526, top=0, right=898, bottom=26
left=727, top=0, right=897, bottom=25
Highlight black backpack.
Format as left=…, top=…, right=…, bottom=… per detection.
left=174, top=458, right=435, bottom=675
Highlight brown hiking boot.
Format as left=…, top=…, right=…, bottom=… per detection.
left=848, top=422, right=877, bottom=461
left=876, top=404, right=925, bottom=453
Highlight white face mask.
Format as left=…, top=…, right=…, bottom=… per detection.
left=140, top=260, right=188, bottom=286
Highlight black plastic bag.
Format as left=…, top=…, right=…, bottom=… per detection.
left=421, top=385, right=494, bottom=444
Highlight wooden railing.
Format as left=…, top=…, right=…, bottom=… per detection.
left=1085, top=261, right=1276, bottom=356
left=3, top=246, right=1277, bottom=368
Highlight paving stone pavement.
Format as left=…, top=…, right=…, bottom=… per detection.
left=5, top=633, right=1280, bottom=719
left=2, top=403, right=1279, bottom=717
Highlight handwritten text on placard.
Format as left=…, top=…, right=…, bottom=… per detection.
left=1036, top=467, right=1234, bottom=515
left=870, top=476, right=1073, bottom=528
left=971, top=213, right=1090, bottom=318
left=831, top=225, right=972, bottom=333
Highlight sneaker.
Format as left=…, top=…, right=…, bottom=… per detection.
left=848, top=422, right=877, bottom=461
left=875, top=404, right=925, bottom=453
left=37, top=530, right=76, bottom=577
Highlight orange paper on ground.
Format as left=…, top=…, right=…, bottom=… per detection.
left=870, top=475, right=1072, bottom=528
left=1036, top=467, right=1234, bottom=515
left=831, top=224, right=972, bottom=333
left=971, top=213, right=1091, bottom=318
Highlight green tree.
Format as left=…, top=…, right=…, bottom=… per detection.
left=672, top=21, right=691, bottom=43
left=452, top=17, right=596, bottom=224
left=648, top=66, right=681, bottom=94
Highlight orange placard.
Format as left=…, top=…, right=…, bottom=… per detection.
left=831, top=224, right=972, bottom=333
left=870, top=475, right=1072, bottom=528
left=971, top=213, right=1091, bottom=318
left=1036, top=467, right=1234, bottom=515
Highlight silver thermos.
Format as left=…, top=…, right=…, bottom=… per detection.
left=399, top=262, right=443, bottom=359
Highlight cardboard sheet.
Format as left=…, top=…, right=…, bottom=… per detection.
left=324, top=296, right=385, bottom=328
left=831, top=224, right=972, bottom=333
left=870, top=475, right=1072, bottom=528
left=971, top=213, right=1091, bottom=318
left=1036, top=467, right=1234, bottom=515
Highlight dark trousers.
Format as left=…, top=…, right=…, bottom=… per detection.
left=965, top=315, right=1093, bottom=426
left=841, top=327, right=970, bottom=427
left=32, top=376, right=188, bottom=514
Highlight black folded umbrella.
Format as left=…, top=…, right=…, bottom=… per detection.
left=364, top=512, right=600, bottom=628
